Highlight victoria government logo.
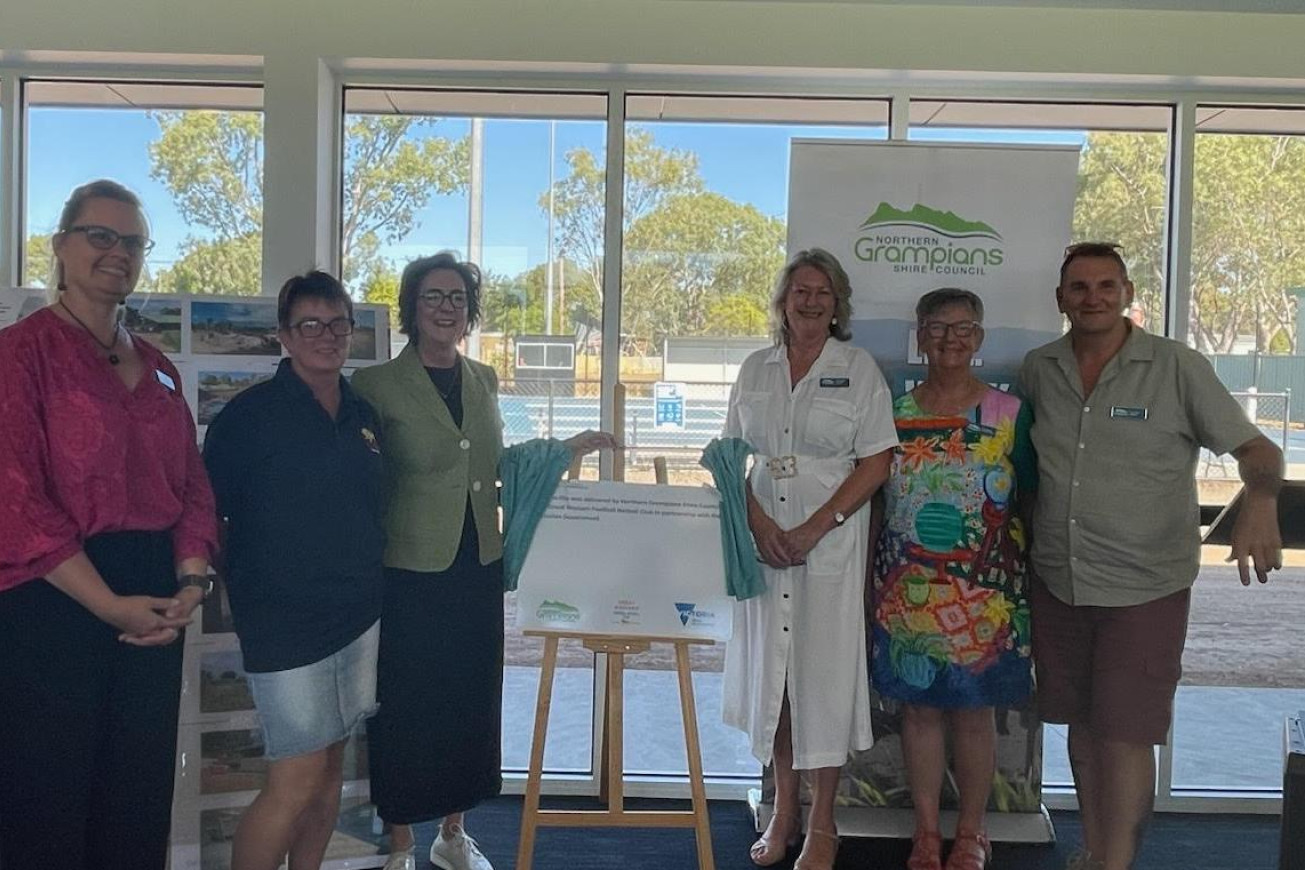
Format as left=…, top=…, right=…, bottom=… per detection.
left=853, top=202, right=1004, bottom=276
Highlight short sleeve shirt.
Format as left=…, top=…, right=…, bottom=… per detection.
left=1019, top=326, right=1261, bottom=607
left=203, top=359, right=386, bottom=672
left=723, top=339, right=899, bottom=462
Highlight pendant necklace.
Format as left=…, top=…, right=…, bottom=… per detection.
left=59, top=299, right=124, bottom=365
left=434, top=362, right=461, bottom=403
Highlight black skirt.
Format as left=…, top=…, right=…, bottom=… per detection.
left=368, top=523, right=505, bottom=824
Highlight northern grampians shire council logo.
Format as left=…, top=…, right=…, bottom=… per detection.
left=854, top=202, right=1004, bottom=277
left=536, top=599, right=581, bottom=623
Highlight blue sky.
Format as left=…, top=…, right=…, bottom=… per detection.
left=24, top=107, right=1086, bottom=286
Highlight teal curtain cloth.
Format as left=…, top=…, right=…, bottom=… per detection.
left=700, top=437, right=764, bottom=600
left=500, top=438, right=573, bottom=592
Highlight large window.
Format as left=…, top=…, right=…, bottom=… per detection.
left=618, top=94, right=890, bottom=487
left=1176, top=105, right=1305, bottom=793
left=910, top=101, right=1172, bottom=331
left=24, top=80, right=264, bottom=294
left=617, top=95, right=890, bottom=778
left=910, top=101, right=1174, bottom=789
left=343, top=88, right=609, bottom=774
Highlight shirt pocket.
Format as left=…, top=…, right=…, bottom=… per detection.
left=804, top=397, right=858, bottom=455
left=736, top=391, right=771, bottom=446
left=804, top=468, right=857, bottom=582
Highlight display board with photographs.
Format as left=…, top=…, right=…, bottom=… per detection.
left=163, top=791, right=386, bottom=870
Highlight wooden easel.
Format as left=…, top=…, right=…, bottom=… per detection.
left=516, top=448, right=716, bottom=870
left=515, top=630, right=717, bottom=870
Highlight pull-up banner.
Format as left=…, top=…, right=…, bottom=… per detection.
left=776, top=140, right=1079, bottom=840
left=788, top=140, right=1078, bottom=393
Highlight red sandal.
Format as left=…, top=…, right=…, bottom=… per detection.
left=945, top=829, right=992, bottom=870
left=907, top=829, right=944, bottom=870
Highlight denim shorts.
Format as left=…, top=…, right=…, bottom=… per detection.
left=247, top=620, right=380, bottom=761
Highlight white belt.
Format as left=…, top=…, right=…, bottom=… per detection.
left=754, top=453, right=852, bottom=480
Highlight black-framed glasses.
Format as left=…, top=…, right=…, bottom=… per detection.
left=66, top=225, right=156, bottom=255
left=418, top=289, right=468, bottom=309
left=920, top=319, right=983, bottom=339
left=292, top=317, right=355, bottom=338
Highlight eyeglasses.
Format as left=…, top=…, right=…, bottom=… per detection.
left=418, top=289, right=469, bottom=309
left=66, top=225, right=156, bottom=255
left=920, top=320, right=982, bottom=339
left=292, top=317, right=355, bottom=338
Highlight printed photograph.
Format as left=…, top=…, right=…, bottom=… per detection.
left=200, top=796, right=386, bottom=870
left=123, top=295, right=183, bottom=353
left=201, top=578, right=235, bottom=635
left=200, top=726, right=370, bottom=795
left=349, top=308, right=378, bottom=361
left=191, top=300, right=282, bottom=356
left=199, top=650, right=255, bottom=715
left=200, top=728, right=268, bottom=795
left=197, top=369, right=274, bottom=426
left=0, top=288, right=49, bottom=328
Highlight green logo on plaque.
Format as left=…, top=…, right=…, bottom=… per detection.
left=536, top=600, right=581, bottom=623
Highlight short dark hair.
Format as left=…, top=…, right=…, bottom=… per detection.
left=276, top=270, right=353, bottom=330
left=1060, top=242, right=1129, bottom=285
left=396, top=252, right=483, bottom=340
left=55, top=179, right=147, bottom=289
left=916, top=287, right=984, bottom=323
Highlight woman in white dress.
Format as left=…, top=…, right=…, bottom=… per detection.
left=722, top=248, right=897, bottom=870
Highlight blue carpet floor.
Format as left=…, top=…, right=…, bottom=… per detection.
left=399, top=796, right=1280, bottom=869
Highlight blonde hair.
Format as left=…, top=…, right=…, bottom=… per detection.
left=768, top=247, right=853, bottom=345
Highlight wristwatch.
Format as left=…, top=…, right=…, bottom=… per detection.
left=178, top=573, right=215, bottom=599
left=833, top=511, right=847, bottom=526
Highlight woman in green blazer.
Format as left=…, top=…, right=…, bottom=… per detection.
left=354, top=252, right=612, bottom=870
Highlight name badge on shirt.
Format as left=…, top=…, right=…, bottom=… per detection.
left=819, top=377, right=850, bottom=388
left=155, top=369, right=177, bottom=392
left=360, top=426, right=381, bottom=454
left=1110, top=405, right=1148, bottom=421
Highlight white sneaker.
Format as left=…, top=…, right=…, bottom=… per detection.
left=381, top=846, right=416, bottom=870
left=429, top=823, right=494, bottom=870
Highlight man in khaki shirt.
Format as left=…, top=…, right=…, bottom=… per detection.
left=1020, top=243, right=1283, bottom=870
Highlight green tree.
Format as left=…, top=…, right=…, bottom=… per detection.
left=704, top=291, right=769, bottom=337
left=342, top=116, right=470, bottom=286
left=23, top=233, right=53, bottom=287
left=1072, top=132, right=1168, bottom=328
left=624, top=191, right=784, bottom=350
left=1191, top=134, right=1305, bottom=354
left=545, top=127, right=782, bottom=353
left=146, top=111, right=468, bottom=296
left=546, top=127, right=703, bottom=315
left=360, top=265, right=400, bottom=314
left=1074, top=130, right=1305, bottom=354
left=158, top=234, right=262, bottom=296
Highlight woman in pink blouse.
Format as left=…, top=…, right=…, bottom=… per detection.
left=0, top=180, right=217, bottom=870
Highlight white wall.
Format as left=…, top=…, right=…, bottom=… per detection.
left=4, top=1, right=1305, bottom=83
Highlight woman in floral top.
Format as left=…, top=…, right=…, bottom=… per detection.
left=869, top=288, right=1035, bottom=870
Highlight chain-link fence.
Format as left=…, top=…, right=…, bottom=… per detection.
left=500, top=379, right=1292, bottom=482
left=1199, top=389, right=1290, bottom=479
left=497, top=378, right=731, bottom=475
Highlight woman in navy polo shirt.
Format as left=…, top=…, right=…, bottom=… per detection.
left=203, top=272, right=386, bottom=870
